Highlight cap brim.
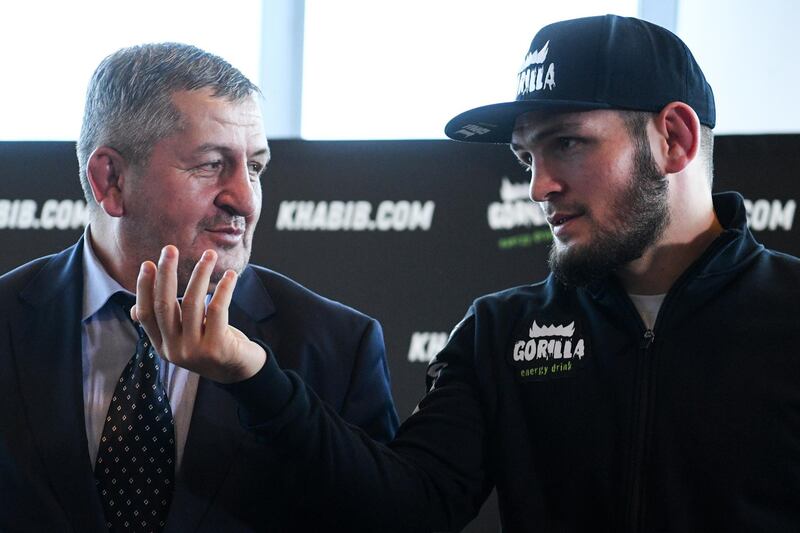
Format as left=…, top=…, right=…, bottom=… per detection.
left=444, top=99, right=612, bottom=143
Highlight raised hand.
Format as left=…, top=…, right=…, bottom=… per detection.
left=132, top=245, right=266, bottom=383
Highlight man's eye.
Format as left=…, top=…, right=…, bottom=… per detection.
left=557, top=137, right=579, bottom=150
left=515, top=152, right=533, bottom=171
left=198, top=161, right=223, bottom=171
left=248, top=162, right=264, bottom=177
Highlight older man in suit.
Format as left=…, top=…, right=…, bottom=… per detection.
left=0, top=43, right=398, bottom=532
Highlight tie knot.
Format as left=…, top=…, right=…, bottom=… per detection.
left=109, top=292, right=144, bottom=337
left=109, top=291, right=136, bottom=316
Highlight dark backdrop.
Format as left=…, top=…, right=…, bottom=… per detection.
left=1, top=136, right=798, bottom=531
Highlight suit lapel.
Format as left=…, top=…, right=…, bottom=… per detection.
left=12, top=240, right=107, bottom=531
left=165, top=266, right=276, bottom=531
left=165, top=377, right=244, bottom=531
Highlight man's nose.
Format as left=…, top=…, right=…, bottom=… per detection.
left=529, top=160, right=564, bottom=203
left=215, top=161, right=259, bottom=217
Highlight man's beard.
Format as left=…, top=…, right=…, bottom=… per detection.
left=547, top=141, right=671, bottom=288
left=176, top=254, right=233, bottom=294
left=175, top=240, right=251, bottom=295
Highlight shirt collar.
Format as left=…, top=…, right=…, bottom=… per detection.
left=81, top=225, right=132, bottom=322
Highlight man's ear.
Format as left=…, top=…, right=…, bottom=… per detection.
left=653, top=101, right=701, bottom=175
left=86, top=146, right=129, bottom=217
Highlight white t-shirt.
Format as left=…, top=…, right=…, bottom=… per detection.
left=628, top=293, right=666, bottom=330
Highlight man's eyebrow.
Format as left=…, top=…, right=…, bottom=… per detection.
left=511, top=121, right=583, bottom=147
left=192, top=144, right=270, bottom=160
left=250, top=147, right=270, bottom=160
left=192, top=143, right=226, bottom=154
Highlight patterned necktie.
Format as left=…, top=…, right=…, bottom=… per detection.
left=94, top=293, right=176, bottom=532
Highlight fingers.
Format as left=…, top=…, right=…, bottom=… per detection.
left=135, top=260, right=163, bottom=348
left=132, top=246, right=242, bottom=379
left=133, top=245, right=225, bottom=340
left=153, top=245, right=182, bottom=341
left=205, top=269, right=237, bottom=338
left=182, top=250, right=218, bottom=335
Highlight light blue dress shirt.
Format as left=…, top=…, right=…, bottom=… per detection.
left=81, top=227, right=199, bottom=470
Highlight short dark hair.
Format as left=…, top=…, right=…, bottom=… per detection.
left=76, top=42, right=261, bottom=206
left=619, top=110, right=714, bottom=187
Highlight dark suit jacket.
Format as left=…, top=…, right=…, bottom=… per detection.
left=0, top=240, right=399, bottom=532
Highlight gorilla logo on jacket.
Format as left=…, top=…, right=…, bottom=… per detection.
left=510, top=319, right=586, bottom=381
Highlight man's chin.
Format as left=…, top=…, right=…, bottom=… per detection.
left=210, top=262, right=246, bottom=282
left=549, top=243, right=615, bottom=288
left=176, top=254, right=249, bottom=295
left=211, top=255, right=249, bottom=279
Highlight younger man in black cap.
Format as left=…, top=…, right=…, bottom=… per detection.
left=132, top=15, right=800, bottom=532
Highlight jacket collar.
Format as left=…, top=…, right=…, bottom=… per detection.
left=582, top=191, right=761, bottom=298
left=694, top=191, right=764, bottom=280
left=231, top=264, right=276, bottom=322
left=566, top=191, right=764, bottom=333
left=19, top=238, right=84, bottom=306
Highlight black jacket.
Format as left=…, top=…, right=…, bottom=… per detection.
left=230, top=192, right=800, bottom=532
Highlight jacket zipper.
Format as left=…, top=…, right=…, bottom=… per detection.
left=617, top=228, right=735, bottom=531
left=627, top=328, right=655, bottom=532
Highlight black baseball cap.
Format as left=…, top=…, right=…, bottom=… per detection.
left=444, top=14, right=715, bottom=143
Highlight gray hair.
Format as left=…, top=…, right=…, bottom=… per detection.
left=76, top=42, right=261, bottom=206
